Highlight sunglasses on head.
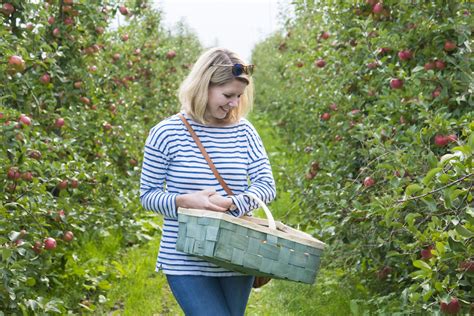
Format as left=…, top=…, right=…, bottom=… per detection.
left=213, top=63, right=254, bottom=76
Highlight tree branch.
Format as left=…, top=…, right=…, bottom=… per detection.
left=397, top=173, right=474, bottom=203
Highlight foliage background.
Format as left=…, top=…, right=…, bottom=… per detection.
left=252, top=0, right=473, bottom=313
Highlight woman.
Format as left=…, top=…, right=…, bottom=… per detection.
left=139, top=47, right=276, bottom=315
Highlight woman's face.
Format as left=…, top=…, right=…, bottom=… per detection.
left=205, top=79, right=247, bottom=125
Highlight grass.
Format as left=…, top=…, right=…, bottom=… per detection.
left=95, top=234, right=183, bottom=315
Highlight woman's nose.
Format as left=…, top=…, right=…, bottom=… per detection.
left=228, top=97, right=239, bottom=107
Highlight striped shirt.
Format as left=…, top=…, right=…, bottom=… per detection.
left=139, top=112, right=276, bottom=276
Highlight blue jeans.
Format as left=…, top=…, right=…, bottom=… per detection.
left=166, top=274, right=255, bottom=316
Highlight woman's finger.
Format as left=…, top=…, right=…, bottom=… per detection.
left=207, top=202, right=227, bottom=212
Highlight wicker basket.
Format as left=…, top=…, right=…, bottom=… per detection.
left=176, top=193, right=325, bottom=284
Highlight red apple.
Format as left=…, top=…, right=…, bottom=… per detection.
left=19, top=114, right=31, bottom=126
left=47, top=16, right=55, bottom=24
left=121, top=33, right=129, bottom=41
left=52, top=27, right=60, bottom=37
left=398, top=50, right=412, bottom=61
left=435, top=60, right=446, bottom=70
left=63, top=17, right=74, bottom=25
left=63, top=231, right=74, bottom=242
left=28, top=150, right=42, bottom=160
left=21, top=172, right=33, bottom=182
left=103, top=122, right=112, bottom=131
left=166, top=50, right=177, bottom=59
left=15, top=239, right=24, bottom=246
left=320, top=31, right=330, bottom=40
left=95, top=26, right=104, bottom=34
left=310, top=162, right=320, bottom=173
left=7, top=167, right=21, bottom=180
left=55, top=118, right=65, bottom=128
left=112, top=53, right=121, bottom=61
left=305, top=171, right=316, bottom=180
left=32, top=241, right=43, bottom=254
left=420, top=245, right=433, bottom=260
left=378, top=47, right=391, bottom=55
left=70, top=178, right=79, bottom=188
left=74, top=81, right=82, bottom=89
left=88, top=65, right=97, bottom=72
left=351, top=109, right=360, bottom=115
left=363, top=176, right=375, bottom=187
left=2, top=3, right=15, bottom=16
left=129, top=159, right=138, bottom=166
left=321, top=112, right=331, bottom=121
left=432, top=87, right=441, bottom=98
left=424, top=61, right=435, bottom=71
left=57, top=180, right=68, bottom=190
left=8, top=55, right=26, bottom=73
left=434, top=135, right=449, bottom=147
left=80, top=96, right=90, bottom=105
left=376, top=266, right=392, bottom=280
left=372, top=3, right=383, bottom=14
left=329, top=103, right=338, bottom=111
left=44, top=237, right=57, bottom=250
left=315, top=59, right=326, bottom=68
left=295, top=61, right=304, bottom=68
left=40, top=73, right=51, bottom=84
left=390, top=78, right=403, bottom=89
left=440, top=297, right=460, bottom=315
left=443, top=40, right=457, bottom=52
left=367, top=62, right=379, bottom=69
left=119, top=5, right=129, bottom=15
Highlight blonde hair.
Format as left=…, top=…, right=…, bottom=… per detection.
left=178, top=47, right=254, bottom=125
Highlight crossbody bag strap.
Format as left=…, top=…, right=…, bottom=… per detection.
left=178, top=113, right=234, bottom=196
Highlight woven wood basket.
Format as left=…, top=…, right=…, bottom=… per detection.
left=176, top=193, right=325, bottom=284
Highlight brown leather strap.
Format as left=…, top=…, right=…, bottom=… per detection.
left=178, top=113, right=234, bottom=196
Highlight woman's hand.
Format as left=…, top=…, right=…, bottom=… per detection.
left=176, top=188, right=231, bottom=212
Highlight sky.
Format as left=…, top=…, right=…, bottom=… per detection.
left=152, top=0, right=290, bottom=62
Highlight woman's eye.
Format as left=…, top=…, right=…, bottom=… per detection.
left=224, top=94, right=231, bottom=98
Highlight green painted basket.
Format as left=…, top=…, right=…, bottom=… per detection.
left=176, top=193, right=325, bottom=284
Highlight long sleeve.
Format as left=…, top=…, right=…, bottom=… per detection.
left=139, top=124, right=179, bottom=218
left=228, top=123, right=276, bottom=217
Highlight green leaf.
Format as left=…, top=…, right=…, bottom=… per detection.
left=405, top=184, right=423, bottom=196
left=421, top=196, right=437, bottom=212
left=413, top=260, right=431, bottom=271
left=350, top=300, right=360, bottom=316
left=422, top=168, right=442, bottom=185
left=439, top=174, right=450, bottom=184
left=455, top=225, right=474, bottom=238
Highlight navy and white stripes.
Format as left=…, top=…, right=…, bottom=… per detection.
left=139, top=112, right=276, bottom=276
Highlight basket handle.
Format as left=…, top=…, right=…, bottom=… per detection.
left=242, top=192, right=276, bottom=230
